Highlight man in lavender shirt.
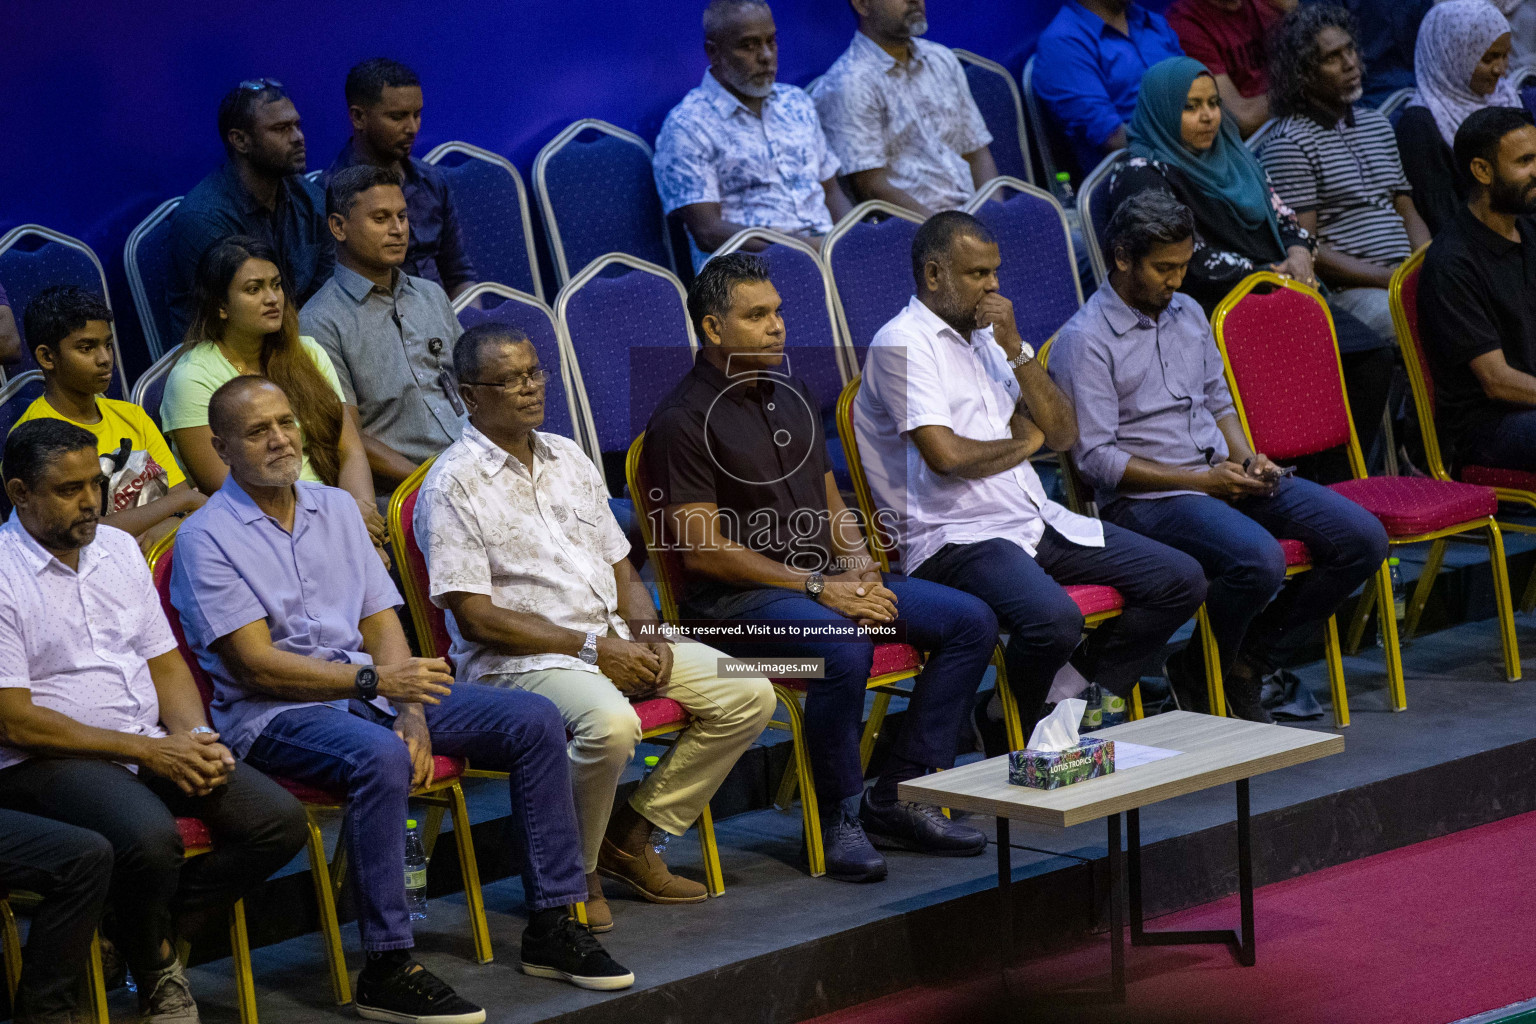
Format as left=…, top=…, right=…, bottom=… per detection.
left=170, top=377, right=631, bottom=1022
left=1048, top=190, right=1387, bottom=722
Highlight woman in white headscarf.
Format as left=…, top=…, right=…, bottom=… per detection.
left=1397, top=0, right=1523, bottom=233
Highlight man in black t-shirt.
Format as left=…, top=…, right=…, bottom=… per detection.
left=643, top=253, right=998, bottom=884
left=1419, top=106, right=1536, bottom=473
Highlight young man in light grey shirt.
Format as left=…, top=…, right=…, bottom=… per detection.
left=301, top=164, right=465, bottom=498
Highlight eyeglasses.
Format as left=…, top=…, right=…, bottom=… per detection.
left=462, top=368, right=550, bottom=391
left=238, top=78, right=285, bottom=92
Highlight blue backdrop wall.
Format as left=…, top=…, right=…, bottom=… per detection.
left=1, top=0, right=1170, bottom=375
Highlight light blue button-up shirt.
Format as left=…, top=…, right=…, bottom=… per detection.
left=1050, top=281, right=1236, bottom=507
left=169, top=477, right=401, bottom=757
left=654, top=71, right=840, bottom=270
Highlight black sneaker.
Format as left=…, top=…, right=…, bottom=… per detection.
left=1223, top=657, right=1275, bottom=725
left=1163, top=648, right=1210, bottom=715
left=520, top=914, right=635, bottom=991
left=860, top=791, right=987, bottom=857
left=355, top=961, right=486, bottom=1024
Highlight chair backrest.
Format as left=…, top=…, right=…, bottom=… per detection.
left=1377, top=87, right=1414, bottom=123
left=0, top=225, right=128, bottom=398
left=715, top=229, right=852, bottom=409
left=147, top=535, right=219, bottom=712
left=965, top=177, right=1083, bottom=345
left=626, top=432, right=684, bottom=623
left=953, top=49, right=1035, bottom=186
left=1078, top=150, right=1130, bottom=286
left=124, top=198, right=182, bottom=361
left=1389, top=247, right=1450, bottom=481
left=0, top=371, right=45, bottom=519
left=387, top=458, right=454, bottom=660
left=452, top=283, right=585, bottom=451
left=824, top=201, right=925, bottom=373
left=555, top=254, right=697, bottom=485
left=1211, top=272, right=1364, bottom=470
left=422, top=142, right=544, bottom=301
left=1021, top=55, right=1064, bottom=188
left=834, top=377, right=898, bottom=572
left=534, top=119, right=675, bottom=286
left=129, top=346, right=182, bottom=431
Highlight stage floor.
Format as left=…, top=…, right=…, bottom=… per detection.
left=126, top=606, right=1536, bottom=1024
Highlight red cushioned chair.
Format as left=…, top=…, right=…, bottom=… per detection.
left=1212, top=272, right=1520, bottom=710
left=626, top=432, right=925, bottom=878
left=147, top=533, right=491, bottom=1007
left=1391, top=247, right=1536, bottom=624
left=388, top=460, right=727, bottom=895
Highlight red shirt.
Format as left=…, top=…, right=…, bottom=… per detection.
left=1166, top=0, right=1283, bottom=99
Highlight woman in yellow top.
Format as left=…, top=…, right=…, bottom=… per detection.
left=13, top=284, right=204, bottom=553
left=161, top=235, right=387, bottom=557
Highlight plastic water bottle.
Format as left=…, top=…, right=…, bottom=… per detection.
left=1101, top=692, right=1128, bottom=728
left=1079, top=683, right=1103, bottom=733
left=405, top=819, right=428, bottom=921
left=641, top=756, right=671, bottom=855
left=1377, top=557, right=1407, bottom=647
left=1053, top=170, right=1076, bottom=204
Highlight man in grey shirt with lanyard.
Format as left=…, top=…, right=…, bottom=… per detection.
left=302, top=164, right=465, bottom=500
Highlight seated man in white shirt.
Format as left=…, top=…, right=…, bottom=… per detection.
left=810, top=0, right=998, bottom=217
left=0, top=419, right=307, bottom=1024
left=654, top=0, right=853, bottom=269
left=414, top=323, right=776, bottom=933
left=854, top=212, right=1209, bottom=735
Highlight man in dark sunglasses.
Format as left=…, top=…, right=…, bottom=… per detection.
left=165, top=78, right=336, bottom=347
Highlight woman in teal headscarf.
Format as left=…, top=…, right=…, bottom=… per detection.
left=1107, top=56, right=1317, bottom=313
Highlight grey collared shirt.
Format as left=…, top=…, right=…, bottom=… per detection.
left=1049, top=282, right=1236, bottom=506
left=300, top=263, right=465, bottom=466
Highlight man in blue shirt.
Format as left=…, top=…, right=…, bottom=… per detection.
left=170, top=376, right=633, bottom=1021
left=1049, top=191, right=1387, bottom=721
left=166, top=80, right=334, bottom=347
left=325, top=59, right=478, bottom=298
left=1034, top=0, right=1185, bottom=176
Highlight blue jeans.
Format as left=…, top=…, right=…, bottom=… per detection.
left=1104, top=476, right=1389, bottom=673
left=1461, top=409, right=1536, bottom=473
left=912, top=526, right=1208, bottom=728
left=702, top=574, right=998, bottom=804
left=245, top=684, right=585, bottom=951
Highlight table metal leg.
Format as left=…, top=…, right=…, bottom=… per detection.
left=997, top=817, right=1013, bottom=967
left=1237, top=778, right=1256, bottom=966
left=1127, top=807, right=1144, bottom=943
left=1107, top=812, right=1126, bottom=1001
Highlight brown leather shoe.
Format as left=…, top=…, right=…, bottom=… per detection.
left=596, top=836, right=708, bottom=904
left=581, top=871, right=613, bottom=933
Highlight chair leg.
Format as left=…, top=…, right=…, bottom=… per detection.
left=1485, top=521, right=1523, bottom=683
left=773, top=685, right=824, bottom=878
left=1375, top=561, right=1408, bottom=711
left=230, top=900, right=259, bottom=1024
left=1324, top=615, right=1349, bottom=728
left=1346, top=582, right=1379, bottom=655
left=0, top=899, right=21, bottom=1004
left=303, top=816, right=351, bottom=1005
left=696, top=804, right=725, bottom=897
left=444, top=783, right=493, bottom=964
left=1130, top=682, right=1145, bottom=722
left=992, top=649, right=1027, bottom=751
left=1196, top=606, right=1226, bottom=717
left=88, top=932, right=109, bottom=1024
left=857, top=691, right=893, bottom=771
left=1402, top=539, right=1446, bottom=641
left=772, top=695, right=803, bottom=811
left=418, top=804, right=447, bottom=861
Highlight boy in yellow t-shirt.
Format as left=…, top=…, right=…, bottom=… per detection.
left=12, top=286, right=204, bottom=550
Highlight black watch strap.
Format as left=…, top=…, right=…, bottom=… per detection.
left=355, top=665, right=379, bottom=702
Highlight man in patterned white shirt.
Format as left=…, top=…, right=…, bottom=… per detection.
left=415, top=323, right=775, bottom=933
left=0, top=418, right=306, bottom=1024
left=655, top=0, right=852, bottom=270
left=811, top=0, right=998, bottom=217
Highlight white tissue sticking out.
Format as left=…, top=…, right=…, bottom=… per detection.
left=1027, top=698, right=1085, bottom=753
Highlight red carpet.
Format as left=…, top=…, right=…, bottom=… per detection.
left=805, top=811, right=1536, bottom=1024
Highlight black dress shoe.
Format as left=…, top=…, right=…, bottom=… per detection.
left=1223, top=658, right=1275, bottom=724
left=859, top=791, right=987, bottom=857
left=1163, top=649, right=1210, bottom=715
left=807, top=807, right=888, bottom=882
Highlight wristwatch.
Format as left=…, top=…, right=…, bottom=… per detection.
left=578, top=631, right=600, bottom=665
left=355, top=665, right=379, bottom=703
left=1006, top=342, right=1036, bottom=370
left=804, top=572, right=826, bottom=598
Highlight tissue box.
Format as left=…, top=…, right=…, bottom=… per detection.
left=1008, top=737, right=1116, bottom=789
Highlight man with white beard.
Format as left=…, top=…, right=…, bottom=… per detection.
left=810, top=0, right=998, bottom=218
left=654, top=0, right=852, bottom=270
